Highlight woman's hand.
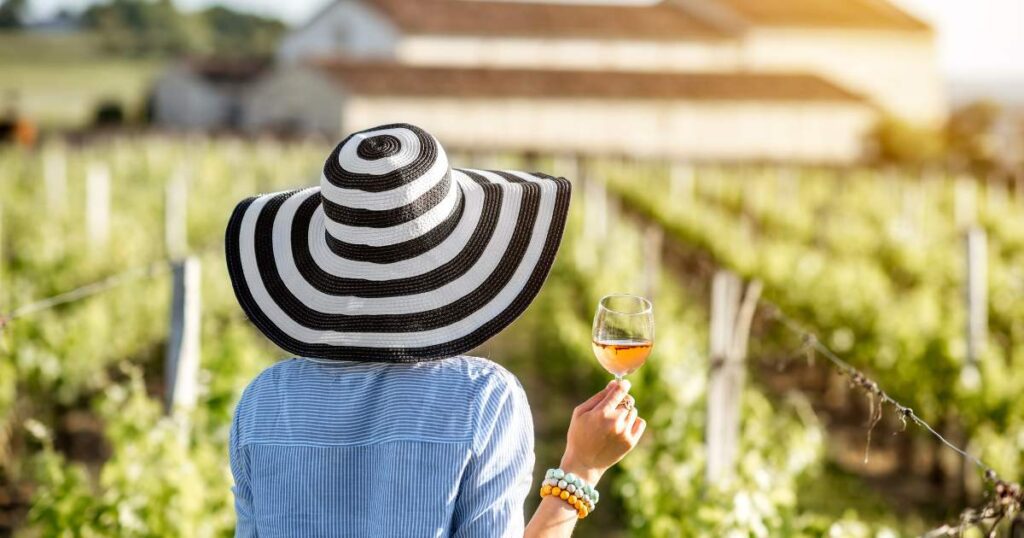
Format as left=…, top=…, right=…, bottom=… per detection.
left=559, top=379, right=646, bottom=486
left=524, top=380, right=646, bottom=538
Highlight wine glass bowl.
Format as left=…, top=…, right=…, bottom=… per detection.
left=592, top=294, right=654, bottom=380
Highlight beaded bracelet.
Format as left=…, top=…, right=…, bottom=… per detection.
left=538, top=468, right=600, bottom=519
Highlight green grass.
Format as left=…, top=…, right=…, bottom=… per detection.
left=0, top=31, right=162, bottom=129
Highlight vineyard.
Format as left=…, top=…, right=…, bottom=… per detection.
left=0, top=138, right=1022, bottom=536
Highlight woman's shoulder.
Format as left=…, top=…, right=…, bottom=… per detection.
left=444, top=356, right=530, bottom=412
left=393, top=355, right=529, bottom=401
left=438, top=355, right=520, bottom=384
left=239, top=355, right=523, bottom=396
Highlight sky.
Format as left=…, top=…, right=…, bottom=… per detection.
left=27, top=0, right=1024, bottom=81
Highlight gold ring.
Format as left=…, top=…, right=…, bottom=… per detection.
left=618, top=395, right=635, bottom=411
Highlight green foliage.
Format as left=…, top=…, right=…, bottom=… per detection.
left=869, top=116, right=946, bottom=165
left=199, top=6, right=286, bottom=58
left=602, top=161, right=1024, bottom=491
left=27, top=366, right=236, bottom=537
left=0, top=0, right=27, bottom=29
left=1, top=142, right=1016, bottom=536
left=946, top=101, right=1002, bottom=173
left=868, top=101, right=1005, bottom=174
left=83, top=0, right=197, bottom=56
left=0, top=137, right=322, bottom=534
left=80, top=0, right=285, bottom=57
left=512, top=188, right=897, bottom=536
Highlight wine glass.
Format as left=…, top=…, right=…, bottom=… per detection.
left=591, top=294, right=654, bottom=381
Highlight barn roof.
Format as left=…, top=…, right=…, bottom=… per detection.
left=311, top=60, right=867, bottom=103
left=715, top=0, right=931, bottom=31
left=186, top=58, right=272, bottom=86
left=363, top=0, right=734, bottom=40
left=334, top=0, right=931, bottom=38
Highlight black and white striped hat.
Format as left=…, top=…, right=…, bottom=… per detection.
left=225, top=123, right=572, bottom=362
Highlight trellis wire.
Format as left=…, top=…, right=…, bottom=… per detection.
left=0, top=238, right=228, bottom=331
left=0, top=261, right=170, bottom=331
left=761, top=303, right=1023, bottom=537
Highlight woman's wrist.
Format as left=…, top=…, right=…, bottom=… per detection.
left=559, top=453, right=604, bottom=486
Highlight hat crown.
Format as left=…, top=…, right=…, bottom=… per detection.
left=320, top=124, right=456, bottom=242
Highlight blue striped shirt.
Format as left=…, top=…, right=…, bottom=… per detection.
left=229, top=356, right=535, bottom=537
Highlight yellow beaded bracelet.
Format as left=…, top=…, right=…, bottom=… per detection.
left=540, top=485, right=590, bottom=519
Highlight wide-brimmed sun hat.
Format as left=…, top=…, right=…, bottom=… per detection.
left=225, top=123, right=572, bottom=362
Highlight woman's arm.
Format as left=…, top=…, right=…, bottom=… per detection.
left=525, top=379, right=646, bottom=538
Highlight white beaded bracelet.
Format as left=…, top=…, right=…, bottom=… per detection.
left=539, top=468, right=599, bottom=513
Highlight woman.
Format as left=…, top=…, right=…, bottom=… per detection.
left=226, top=124, right=646, bottom=537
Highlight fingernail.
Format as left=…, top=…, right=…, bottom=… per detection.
left=607, top=379, right=616, bottom=387
left=621, top=380, right=631, bottom=391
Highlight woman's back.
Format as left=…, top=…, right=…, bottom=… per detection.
left=230, top=356, right=535, bottom=537
left=225, top=124, right=645, bottom=538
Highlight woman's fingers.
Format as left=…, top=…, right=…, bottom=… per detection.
left=600, top=380, right=631, bottom=414
left=628, top=416, right=647, bottom=445
left=617, top=406, right=639, bottom=435
left=574, top=381, right=615, bottom=416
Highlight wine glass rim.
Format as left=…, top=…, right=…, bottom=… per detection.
left=598, top=293, right=653, bottom=315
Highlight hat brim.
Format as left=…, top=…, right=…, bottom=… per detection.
left=225, top=169, right=571, bottom=362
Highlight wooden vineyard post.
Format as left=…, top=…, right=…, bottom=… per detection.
left=165, top=168, right=189, bottom=259
left=943, top=226, right=988, bottom=505
left=165, top=257, right=201, bottom=419
left=706, top=271, right=762, bottom=486
left=86, top=162, right=111, bottom=249
left=962, top=227, right=987, bottom=390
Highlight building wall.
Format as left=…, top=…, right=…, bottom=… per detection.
left=741, top=28, right=946, bottom=126
left=244, top=67, right=345, bottom=137
left=342, top=96, right=876, bottom=163
left=278, top=0, right=399, bottom=63
left=395, top=36, right=744, bottom=72
left=393, top=31, right=944, bottom=127
left=152, top=67, right=230, bottom=130
left=276, top=2, right=943, bottom=129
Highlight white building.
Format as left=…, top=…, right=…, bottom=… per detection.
left=246, top=60, right=875, bottom=163
left=277, top=0, right=944, bottom=125
left=152, top=59, right=269, bottom=131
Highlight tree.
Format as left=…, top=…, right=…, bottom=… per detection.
left=81, top=0, right=202, bottom=56
left=868, top=116, right=945, bottom=166
left=78, top=0, right=285, bottom=57
left=200, top=6, right=285, bottom=57
left=0, top=0, right=28, bottom=29
left=946, top=100, right=1001, bottom=173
